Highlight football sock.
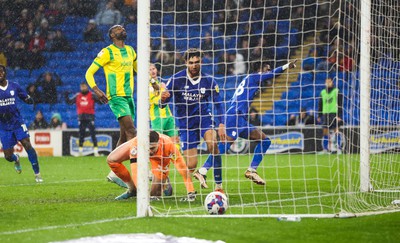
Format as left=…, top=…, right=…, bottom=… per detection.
left=201, top=142, right=228, bottom=172
left=109, top=162, right=132, bottom=185
left=27, top=148, right=40, bottom=174
left=5, top=154, right=18, bottom=162
left=250, top=137, right=271, bottom=170
left=213, top=155, right=222, bottom=184
left=336, top=133, right=342, bottom=150
left=323, top=135, right=329, bottom=150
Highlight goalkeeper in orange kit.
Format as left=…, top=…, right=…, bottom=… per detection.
left=107, top=130, right=196, bottom=201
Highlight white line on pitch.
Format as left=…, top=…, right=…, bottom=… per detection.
left=0, top=216, right=137, bottom=236
left=0, top=179, right=104, bottom=188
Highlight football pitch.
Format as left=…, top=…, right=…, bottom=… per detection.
left=0, top=154, right=399, bottom=243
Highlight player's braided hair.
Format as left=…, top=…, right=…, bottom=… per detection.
left=184, top=48, right=203, bottom=61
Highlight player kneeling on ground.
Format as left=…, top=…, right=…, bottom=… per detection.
left=107, top=130, right=196, bottom=201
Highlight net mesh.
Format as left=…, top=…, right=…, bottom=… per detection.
left=145, top=0, right=400, bottom=216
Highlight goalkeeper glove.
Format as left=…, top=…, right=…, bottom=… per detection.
left=180, top=191, right=197, bottom=202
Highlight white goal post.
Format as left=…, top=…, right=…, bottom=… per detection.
left=135, top=0, right=400, bottom=218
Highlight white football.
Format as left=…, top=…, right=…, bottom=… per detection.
left=204, top=191, right=228, bottom=215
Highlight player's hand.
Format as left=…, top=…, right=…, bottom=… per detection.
left=218, top=123, right=227, bottom=142
left=160, top=89, right=170, bottom=102
left=93, top=86, right=108, bottom=104
left=180, top=191, right=196, bottom=202
left=289, top=59, right=298, bottom=69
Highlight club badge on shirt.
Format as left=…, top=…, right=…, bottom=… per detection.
left=130, top=147, right=137, bottom=156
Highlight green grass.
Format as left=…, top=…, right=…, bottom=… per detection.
left=1, top=155, right=399, bottom=243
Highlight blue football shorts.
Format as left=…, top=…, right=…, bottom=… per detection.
left=0, top=124, right=30, bottom=150
left=179, top=116, right=214, bottom=150
left=225, top=110, right=256, bottom=140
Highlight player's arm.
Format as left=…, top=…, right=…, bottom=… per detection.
left=160, top=78, right=173, bottom=108
left=317, top=96, right=323, bottom=123
left=260, top=60, right=297, bottom=84
left=337, top=92, right=343, bottom=120
left=211, top=80, right=226, bottom=141
left=65, top=93, right=78, bottom=105
left=170, top=148, right=195, bottom=194
left=16, top=83, right=34, bottom=104
left=85, top=48, right=110, bottom=104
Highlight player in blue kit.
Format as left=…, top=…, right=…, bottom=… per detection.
left=0, top=65, right=43, bottom=183
left=197, top=60, right=297, bottom=185
left=161, top=48, right=226, bottom=192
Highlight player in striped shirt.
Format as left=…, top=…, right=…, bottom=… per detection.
left=149, top=64, right=180, bottom=145
left=85, top=25, right=137, bottom=184
left=161, top=49, right=226, bottom=192
left=0, top=65, right=43, bottom=182
left=198, top=60, right=297, bottom=185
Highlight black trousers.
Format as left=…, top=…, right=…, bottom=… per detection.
left=79, top=120, right=97, bottom=147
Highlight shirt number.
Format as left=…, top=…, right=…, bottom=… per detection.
left=233, top=79, right=246, bottom=97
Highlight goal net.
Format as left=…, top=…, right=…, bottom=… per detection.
left=136, top=0, right=400, bottom=217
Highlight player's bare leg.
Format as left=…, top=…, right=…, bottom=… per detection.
left=245, top=129, right=270, bottom=186
left=3, top=148, right=21, bottom=174
left=117, top=116, right=137, bottom=147
left=184, top=147, right=207, bottom=188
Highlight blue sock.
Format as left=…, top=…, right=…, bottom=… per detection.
left=27, top=148, right=40, bottom=174
left=213, top=155, right=222, bottom=184
left=250, top=137, right=271, bottom=170
left=5, top=154, right=18, bottom=162
left=202, top=142, right=228, bottom=171
left=336, top=133, right=342, bottom=150
left=323, top=135, right=329, bottom=150
left=218, top=142, right=228, bottom=154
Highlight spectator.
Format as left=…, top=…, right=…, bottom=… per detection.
left=69, top=0, right=98, bottom=17
left=36, top=18, right=51, bottom=39
left=83, top=19, right=104, bottom=43
left=29, top=110, right=49, bottom=130
left=15, top=9, right=31, bottom=32
left=95, top=1, right=122, bottom=25
left=287, top=108, right=316, bottom=126
left=35, top=72, right=62, bottom=104
left=49, top=112, right=67, bottom=129
left=7, top=41, right=29, bottom=70
left=28, top=31, right=45, bottom=51
left=233, top=52, right=246, bottom=75
left=26, top=83, right=42, bottom=104
left=47, top=29, right=73, bottom=52
left=122, top=0, right=137, bottom=25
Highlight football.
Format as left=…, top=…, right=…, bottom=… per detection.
left=204, top=191, right=228, bottom=215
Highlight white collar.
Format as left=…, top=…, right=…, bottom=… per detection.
left=0, top=80, right=8, bottom=91
left=186, top=69, right=201, bottom=85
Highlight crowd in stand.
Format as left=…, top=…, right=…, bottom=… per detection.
left=0, top=0, right=362, bottom=128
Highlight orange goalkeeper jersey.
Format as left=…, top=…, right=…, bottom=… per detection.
left=129, top=134, right=194, bottom=193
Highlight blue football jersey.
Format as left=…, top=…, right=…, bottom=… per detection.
left=164, top=69, right=223, bottom=129
left=228, top=66, right=285, bottom=114
left=0, top=81, right=29, bottom=130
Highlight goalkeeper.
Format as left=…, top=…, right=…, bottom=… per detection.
left=197, top=60, right=297, bottom=185
left=108, top=130, right=196, bottom=201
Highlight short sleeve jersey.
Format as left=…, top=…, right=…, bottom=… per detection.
left=92, top=44, right=137, bottom=99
